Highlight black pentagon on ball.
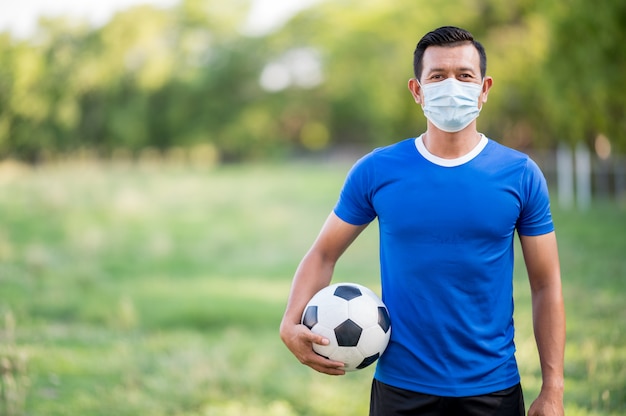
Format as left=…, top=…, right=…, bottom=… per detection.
left=333, top=285, right=362, bottom=301
left=335, top=319, right=362, bottom=346
left=378, top=306, right=391, bottom=333
left=357, top=353, right=380, bottom=369
left=302, top=305, right=318, bottom=329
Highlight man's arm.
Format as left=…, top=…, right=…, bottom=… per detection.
left=520, top=231, right=565, bottom=416
left=280, top=212, right=368, bottom=375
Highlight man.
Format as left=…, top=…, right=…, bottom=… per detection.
left=280, top=26, right=565, bottom=416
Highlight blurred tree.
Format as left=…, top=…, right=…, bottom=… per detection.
left=0, top=0, right=622, bottom=161
left=2, top=33, right=50, bottom=160
left=539, top=0, right=626, bottom=152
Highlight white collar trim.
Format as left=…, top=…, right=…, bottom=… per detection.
left=414, top=133, right=488, bottom=167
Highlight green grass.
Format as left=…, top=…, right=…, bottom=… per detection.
left=0, top=160, right=624, bottom=415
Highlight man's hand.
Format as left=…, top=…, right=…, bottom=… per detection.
left=527, top=386, right=564, bottom=416
left=280, top=322, right=346, bottom=375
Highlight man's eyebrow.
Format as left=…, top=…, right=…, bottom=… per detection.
left=425, top=66, right=478, bottom=74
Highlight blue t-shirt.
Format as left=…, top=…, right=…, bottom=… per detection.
left=333, top=134, right=554, bottom=397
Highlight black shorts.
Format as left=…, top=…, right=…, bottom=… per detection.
left=369, top=379, right=525, bottom=416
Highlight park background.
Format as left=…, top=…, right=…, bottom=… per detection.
left=0, top=0, right=625, bottom=414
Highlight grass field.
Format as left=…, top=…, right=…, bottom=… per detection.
left=0, top=160, right=624, bottom=415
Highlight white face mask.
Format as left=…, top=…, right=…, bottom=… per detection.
left=419, top=78, right=483, bottom=133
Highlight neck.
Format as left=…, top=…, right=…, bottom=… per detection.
left=422, top=124, right=481, bottom=159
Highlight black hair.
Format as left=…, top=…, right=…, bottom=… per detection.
left=413, top=26, right=487, bottom=80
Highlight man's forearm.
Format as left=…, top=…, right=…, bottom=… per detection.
left=532, top=282, right=565, bottom=390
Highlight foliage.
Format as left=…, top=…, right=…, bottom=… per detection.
left=0, top=161, right=624, bottom=415
left=538, top=0, right=626, bottom=152
left=0, top=0, right=624, bottom=161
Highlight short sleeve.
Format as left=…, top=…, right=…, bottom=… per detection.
left=333, top=154, right=378, bottom=226
left=516, top=158, right=554, bottom=236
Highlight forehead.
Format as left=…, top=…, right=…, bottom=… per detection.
left=421, top=43, right=481, bottom=74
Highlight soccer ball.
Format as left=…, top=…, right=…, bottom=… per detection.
left=301, top=283, right=391, bottom=371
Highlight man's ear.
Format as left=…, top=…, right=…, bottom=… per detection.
left=408, top=78, right=423, bottom=105
left=479, top=76, right=494, bottom=107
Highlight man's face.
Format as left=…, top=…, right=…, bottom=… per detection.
left=409, top=43, right=492, bottom=109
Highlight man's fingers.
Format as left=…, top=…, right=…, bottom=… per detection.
left=305, top=353, right=346, bottom=375
left=285, top=324, right=345, bottom=375
left=299, top=328, right=330, bottom=346
left=298, top=337, right=345, bottom=374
